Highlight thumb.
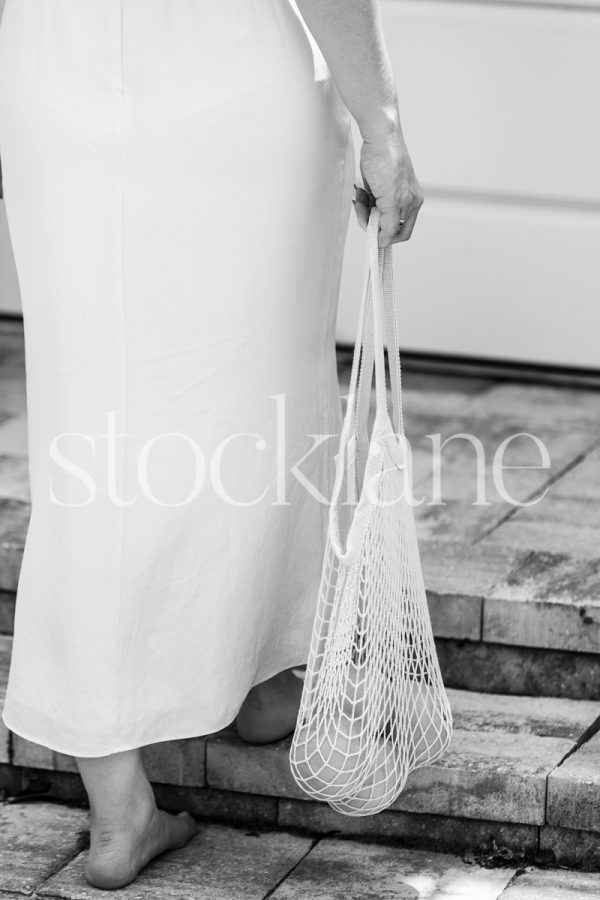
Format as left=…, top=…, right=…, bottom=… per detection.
left=353, top=184, right=374, bottom=232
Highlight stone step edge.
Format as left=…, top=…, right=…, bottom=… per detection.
left=3, top=613, right=600, bottom=701
left=4, top=695, right=600, bottom=834
left=1, top=762, right=600, bottom=872
left=1, top=541, right=599, bottom=656
left=435, top=638, right=600, bottom=701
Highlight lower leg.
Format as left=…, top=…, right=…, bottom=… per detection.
left=76, top=748, right=196, bottom=889
left=236, top=666, right=305, bottom=743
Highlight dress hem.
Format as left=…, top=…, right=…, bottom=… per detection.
left=1, top=654, right=310, bottom=759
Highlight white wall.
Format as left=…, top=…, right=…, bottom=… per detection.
left=336, top=0, right=600, bottom=368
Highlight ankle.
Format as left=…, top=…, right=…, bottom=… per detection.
left=90, top=782, right=157, bottom=837
left=76, top=748, right=156, bottom=834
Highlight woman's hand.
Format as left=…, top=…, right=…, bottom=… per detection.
left=294, top=0, right=422, bottom=247
left=353, top=133, right=424, bottom=248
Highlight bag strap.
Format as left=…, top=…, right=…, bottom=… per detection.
left=383, top=242, right=405, bottom=437
left=329, top=207, right=406, bottom=560
left=351, top=210, right=405, bottom=487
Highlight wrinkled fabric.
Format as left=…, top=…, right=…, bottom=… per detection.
left=0, top=0, right=354, bottom=756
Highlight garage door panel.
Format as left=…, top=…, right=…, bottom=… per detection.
left=337, top=195, right=600, bottom=369
left=383, top=0, right=600, bottom=203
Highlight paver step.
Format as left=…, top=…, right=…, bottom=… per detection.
left=1, top=634, right=599, bottom=869
left=1, top=523, right=599, bottom=698
left=4, top=799, right=600, bottom=900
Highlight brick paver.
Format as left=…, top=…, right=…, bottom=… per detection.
left=269, top=840, right=515, bottom=900
left=483, top=551, right=600, bottom=654
left=37, top=821, right=312, bottom=900
left=547, top=728, right=600, bottom=834
left=0, top=800, right=88, bottom=895
left=499, top=865, right=600, bottom=898
left=2, top=798, right=596, bottom=899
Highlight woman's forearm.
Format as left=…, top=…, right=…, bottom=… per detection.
left=295, top=0, right=402, bottom=142
left=296, top=0, right=423, bottom=247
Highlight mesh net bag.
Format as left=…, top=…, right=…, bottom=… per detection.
left=289, top=207, right=453, bottom=816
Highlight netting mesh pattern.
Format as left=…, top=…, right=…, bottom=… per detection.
left=289, top=208, right=453, bottom=816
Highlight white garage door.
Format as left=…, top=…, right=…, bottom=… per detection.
left=336, top=0, right=600, bottom=370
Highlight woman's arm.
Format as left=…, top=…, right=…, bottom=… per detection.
left=295, top=0, right=423, bottom=246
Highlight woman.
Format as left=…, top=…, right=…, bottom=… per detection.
left=0, top=0, right=423, bottom=889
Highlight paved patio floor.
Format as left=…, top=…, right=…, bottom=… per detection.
left=1, top=798, right=599, bottom=900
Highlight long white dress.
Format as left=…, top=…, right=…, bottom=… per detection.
left=0, top=0, right=354, bottom=756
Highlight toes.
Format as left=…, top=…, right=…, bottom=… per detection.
left=175, top=811, right=198, bottom=844
left=159, top=809, right=197, bottom=852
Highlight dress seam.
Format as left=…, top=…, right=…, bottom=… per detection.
left=116, top=0, right=128, bottom=744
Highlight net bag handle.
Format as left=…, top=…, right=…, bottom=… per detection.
left=329, top=207, right=407, bottom=562
left=353, top=228, right=405, bottom=485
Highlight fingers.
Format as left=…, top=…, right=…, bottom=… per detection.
left=378, top=195, right=424, bottom=248
left=377, top=208, right=404, bottom=248
left=389, top=206, right=419, bottom=245
left=353, top=184, right=424, bottom=247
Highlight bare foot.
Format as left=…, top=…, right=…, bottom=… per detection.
left=85, top=796, right=197, bottom=890
left=236, top=667, right=304, bottom=743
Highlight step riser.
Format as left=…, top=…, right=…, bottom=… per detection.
left=436, top=639, right=600, bottom=701
left=2, top=765, right=599, bottom=871
left=2, top=598, right=599, bottom=700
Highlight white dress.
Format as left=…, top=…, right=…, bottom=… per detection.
left=0, top=0, right=353, bottom=756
